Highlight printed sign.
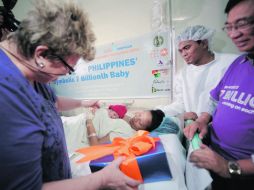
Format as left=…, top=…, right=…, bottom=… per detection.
left=50, top=31, right=173, bottom=99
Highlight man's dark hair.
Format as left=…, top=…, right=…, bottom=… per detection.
left=146, top=109, right=165, bottom=132
left=224, top=0, right=249, bottom=14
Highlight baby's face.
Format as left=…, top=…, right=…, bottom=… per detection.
left=108, top=109, right=119, bottom=119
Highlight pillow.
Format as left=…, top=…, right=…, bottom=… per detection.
left=153, top=116, right=180, bottom=135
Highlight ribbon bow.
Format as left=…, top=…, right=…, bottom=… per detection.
left=76, top=130, right=159, bottom=181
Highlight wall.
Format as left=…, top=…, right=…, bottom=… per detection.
left=12, top=0, right=239, bottom=109
left=171, top=0, right=240, bottom=70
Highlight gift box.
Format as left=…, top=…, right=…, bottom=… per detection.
left=89, top=140, right=172, bottom=183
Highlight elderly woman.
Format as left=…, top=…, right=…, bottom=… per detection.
left=0, top=0, right=140, bottom=190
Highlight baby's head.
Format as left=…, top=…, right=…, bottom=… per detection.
left=108, top=105, right=127, bottom=119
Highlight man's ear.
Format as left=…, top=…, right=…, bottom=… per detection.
left=201, top=39, right=209, bottom=49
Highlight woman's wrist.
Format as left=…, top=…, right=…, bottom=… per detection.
left=86, top=119, right=96, bottom=138
left=87, top=133, right=97, bottom=138
left=86, top=119, right=93, bottom=125
left=81, top=100, right=99, bottom=108
left=81, top=100, right=88, bottom=107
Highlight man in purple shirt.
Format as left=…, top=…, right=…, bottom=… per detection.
left=183, top=0, right=254, bottom=189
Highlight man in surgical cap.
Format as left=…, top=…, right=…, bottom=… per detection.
left=157, top=25, right=238, bottom=122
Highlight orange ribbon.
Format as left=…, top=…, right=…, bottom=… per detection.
left=76, top=130, right=159, bottom=181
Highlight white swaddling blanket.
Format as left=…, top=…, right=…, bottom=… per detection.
left=62, top=108, right=136, bottom=152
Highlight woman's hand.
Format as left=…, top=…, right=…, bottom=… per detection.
left=99, top=157, right=141, bottom=190
left=42, top=157, right=141, bottom=190
left=189, top=144, right=230, bottom=178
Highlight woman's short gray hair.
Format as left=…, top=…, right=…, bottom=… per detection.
left=10, top=0, right=96, bottom=61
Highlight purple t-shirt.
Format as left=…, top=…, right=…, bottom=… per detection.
left=210, top=55, right=254, bottom=160
left=0, top=50, right=71, bottom=190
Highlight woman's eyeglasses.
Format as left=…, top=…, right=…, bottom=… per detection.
left=51, top=54, right=75, bottom=74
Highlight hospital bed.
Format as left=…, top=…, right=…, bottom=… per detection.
left=62, top=106, right=212, bottom=190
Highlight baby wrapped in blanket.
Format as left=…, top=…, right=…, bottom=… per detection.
left=62, top=108, right=136, bottom=152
